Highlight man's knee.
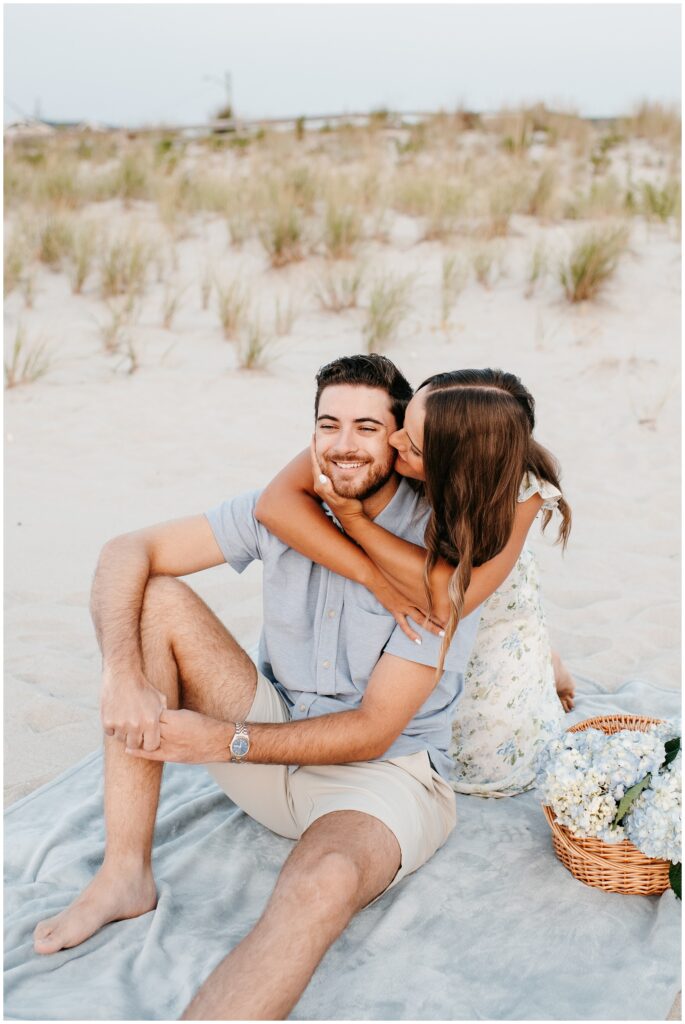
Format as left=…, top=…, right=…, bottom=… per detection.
left=140, top=575, right=192, bottom=628
left=282, top=850, right=363, bottom=920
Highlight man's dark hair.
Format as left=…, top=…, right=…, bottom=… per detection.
left=314, top=354, right=413, bottom=427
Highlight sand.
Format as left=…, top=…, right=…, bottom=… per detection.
left=4, top=124, right=681, bottom=1014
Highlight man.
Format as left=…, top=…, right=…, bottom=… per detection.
left=33, top=354, right=482, bottom=1020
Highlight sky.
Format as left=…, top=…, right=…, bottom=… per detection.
left=4, top=3, right=682, bottom=127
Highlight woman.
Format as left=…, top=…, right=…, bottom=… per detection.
left=256, top=362, right=573, bottom=796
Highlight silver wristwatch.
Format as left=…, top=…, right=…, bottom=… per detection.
left=230, top=722, right=250, bottom=763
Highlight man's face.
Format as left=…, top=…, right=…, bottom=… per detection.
left=315, top=385, right=398, bottom=500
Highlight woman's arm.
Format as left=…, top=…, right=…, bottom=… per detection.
left=339, top=490, right=544, bottom=623
left=255, top=447, right=544, bottom=627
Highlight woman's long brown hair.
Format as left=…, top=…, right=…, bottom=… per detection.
left=418, top=369, right=572, bottom=676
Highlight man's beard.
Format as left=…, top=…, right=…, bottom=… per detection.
left=321, top=450, right=396, bottom=501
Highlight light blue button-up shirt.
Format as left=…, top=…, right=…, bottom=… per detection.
left=206, top=479, right=481, bottom=779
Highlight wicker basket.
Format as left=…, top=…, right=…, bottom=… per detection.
left=542, top=714, right=671, bottom=896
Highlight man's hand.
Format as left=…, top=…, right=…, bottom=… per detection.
left=125, top=709, right=228, bottom=764
left=101, top=668, right=168, bottom=751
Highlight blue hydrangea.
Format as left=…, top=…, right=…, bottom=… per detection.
left=624, top=750, right=682, bottom=862
left=535, top=721, right=681, bottom=847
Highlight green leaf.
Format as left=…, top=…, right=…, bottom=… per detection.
left=611, top=773, right=652, bottom=829
left=662, top=737, right=680, bottom=769
left=669, top=862, right=681, bottom=900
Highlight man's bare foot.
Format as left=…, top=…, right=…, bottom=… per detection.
left=33, top=863, right=157, bottom=955
left=551, top=650, right=575, bottom=713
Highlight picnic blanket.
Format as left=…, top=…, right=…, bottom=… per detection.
left=4, top=676, right=681, bottom=1020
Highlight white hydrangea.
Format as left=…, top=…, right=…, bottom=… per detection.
left=624, top=750, right=682, bottom=862
left=535, top=721, right=681, bottom=848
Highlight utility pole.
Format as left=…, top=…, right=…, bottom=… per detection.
left=224, top=71, right=233, bottom=118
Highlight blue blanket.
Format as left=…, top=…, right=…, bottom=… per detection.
left=4, top=678, right=681, bottom=1020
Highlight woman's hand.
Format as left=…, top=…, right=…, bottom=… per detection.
left=309, top=438, right=365, bottom=530
left=371, top=571, right=446, bottom=644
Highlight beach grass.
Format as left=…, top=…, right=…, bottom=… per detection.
left=216, top=277, right=251, bottom=340
left=441, top=253, right=468, bottom=325
left=99, top=233, right=151, bottom=299
left=38, top=214, right=75, bottom=270
left=237, top=315, right=274, bottom=370
left=525, top=240, right=549, bottom=298
left=68, top=221, right=100, bottom=294
left=273, top=295, right=299, bottom=336
left=4, top=231, right=27, bottom=296
left=97, top=296, right=139, bottom=353
left=4, top=324, right=51, bottom=388
left=363, top=273, right=412, bottom=352
left=314, top=262, right=365, bottom=312
left=322, top=199, right=363, bottom=259
left=259, top=203, right=305, bottom=268
left=161, top=281, right=187, bottom=330
left=559, top=224, right=630, bottom=302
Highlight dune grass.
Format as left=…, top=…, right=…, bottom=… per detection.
left=314, top=262, right=365, bottom=312
left=322, top=199, right=363, bottom=259
left=100, top=234, right=151, bottom=300
left=623, top=101, right=681, bottom=147
left=639, top=181, right=681, bottom=222
left=237, top=315, right=274, bottom=370
left=68, top=221, right=100, bottom=294
left=471, top=242, right=503, bottom=289
left=273, top=295, right=299, bottom=336
left=97, top=296, right=139, bottom=354
left=161, top=282, right=187, bottom=330
left=259, top=202, right=305, bottom=267
left=527, top=166, right=558, bottom=219
left=5, top=324, right=51, bottom=388
left=525, top=241, right=549, bottom=298
left=4, top=232, right=27, bottom=296
left=363, top=273, right=413, bottom=353
left=216, top=278, right=251, bottom=340
left=440, top=253, right=468, bottom=325
left=392, top=172, right=465, bottom=241
left=559, top=224, right=630, bottom=302
left=38, top=215, right=75, bottom=270
left=200, top=264, right=213, bottom=311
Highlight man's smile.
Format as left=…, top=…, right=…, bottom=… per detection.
left=329, top=459, right=368, bottom=470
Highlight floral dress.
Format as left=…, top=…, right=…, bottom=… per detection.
left=448, top=473, right=565, bottom=797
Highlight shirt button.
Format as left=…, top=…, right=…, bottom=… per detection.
left=328, top=609, right=336, bottom=618
left=299, top=704, right=306, bottom=712
left=322, top=660, right=330, bottom=668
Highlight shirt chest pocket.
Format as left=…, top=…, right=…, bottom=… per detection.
left=341, top=604, right=396, bottom=690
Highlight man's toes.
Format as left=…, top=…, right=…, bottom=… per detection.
left=33, top=928, right=60, bottom=954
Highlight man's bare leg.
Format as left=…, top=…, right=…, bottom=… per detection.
left=33, top=577, right=258, bottom=955
left=183, top=810, right=402, bottom=1021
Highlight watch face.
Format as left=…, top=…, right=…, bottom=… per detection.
left=231, top=735, right=249, bottom=757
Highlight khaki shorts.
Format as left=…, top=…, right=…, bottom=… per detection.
left=207, top=673, right=457, bottom=897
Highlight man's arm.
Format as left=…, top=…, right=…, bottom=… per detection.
left=127, top=653, right=438, bottom=766
left=93, top=514, right=226, bottom=749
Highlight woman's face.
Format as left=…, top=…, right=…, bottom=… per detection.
left=389, top=389, right=427, bottom=481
